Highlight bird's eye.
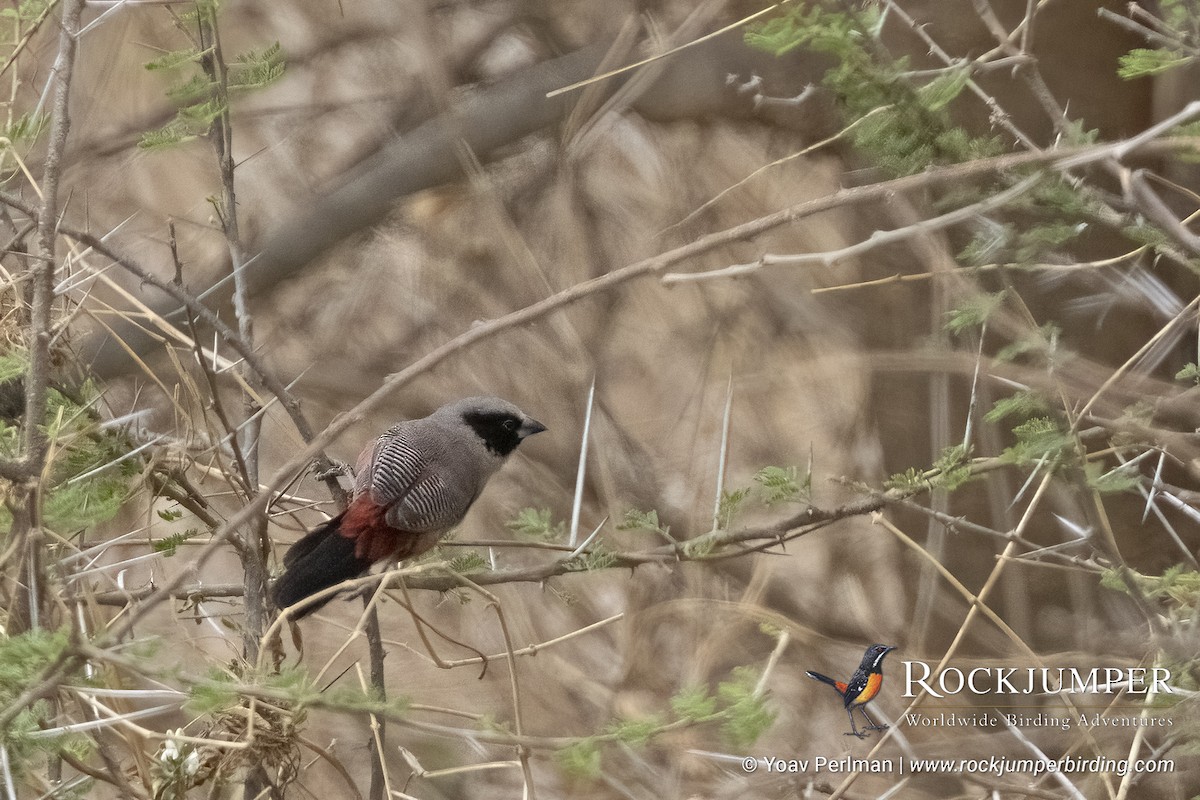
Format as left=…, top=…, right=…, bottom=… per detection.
left=502, top=419, right=517, bottom=431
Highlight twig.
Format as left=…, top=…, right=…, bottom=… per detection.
left=429, top=570, right=537, bottom=797
left=971, top=0, right=1067, bottom=135
left=1097, top=7, right=1193, bottom=52
left=810, top=246, right=1148, bottom=294
left=874, top=513, right=1037, bottom=660
left=0, top=0, right=58, bottom=86
left=1107, top=101, right=1200, bottom=164
left=568, top=377, right=595, bottom=548
left=1114, top=667, right=1161, bottom=800
left=88, top=493, right=900, bottom=608
left=298, top=736, right=365, bottom=800
left=0, top=190, right=349, bottom=507
left=880, top=0, right=1038, bottom=149
left=24, top=0, right=83, bottom=469
left=1127, top=169, right=1200, bottom=256
left=0, top=746, right=15, bottom=800
left=1073, top=293, right=1200, bottom=428
left=196, top=4, right=271, bottom=686
left=438, top=613, right=625, bottom=668
left=996, top=711, right=1087, bottom=800
left=661, top=104, right=892, bottom=234
left=545, top=2, right=790, bottom=98
left=363, top=600, right=388, bottom=800
left=711, top=373, right=734, bottom=530
left=662, top=174, right=1041, bottom=284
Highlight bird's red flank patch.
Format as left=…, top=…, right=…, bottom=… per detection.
left=339, top=494, right=393, bottom=561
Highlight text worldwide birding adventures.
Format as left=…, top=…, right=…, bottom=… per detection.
left=272, top=396, right=546, bottom=617
left=806, top=644, right=897, bottom=739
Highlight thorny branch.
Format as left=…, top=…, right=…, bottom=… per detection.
left=0, top=189, right=350, bottom=508
left=0, top=0, right=85, bottom=640
left=22, top=0, right=82, bottom=471
left=90, top=451, right=1119, bottom=613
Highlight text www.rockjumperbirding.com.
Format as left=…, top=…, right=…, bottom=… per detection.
left=742, top=755, right=1176, bottom=777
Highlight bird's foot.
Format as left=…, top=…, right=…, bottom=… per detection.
left=844, top=730, right=870, bottom=739
left=313, top=459, right=353, bottom=481
left=867, top=723, right=889, bottom=731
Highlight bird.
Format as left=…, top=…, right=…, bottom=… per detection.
left=271, top=396, right=546, bottom=618
left=806, top=644, right=896, bottom=739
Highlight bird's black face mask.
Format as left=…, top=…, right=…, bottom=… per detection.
left=461, top=410, right=546, bottom=456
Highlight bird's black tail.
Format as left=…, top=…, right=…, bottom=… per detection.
left=805, top=670, right=839, bottom=688
left=272, top=513, right=369, bottom=618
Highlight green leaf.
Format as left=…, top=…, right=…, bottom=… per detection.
left=556, top=739, right=602, bottom=780
left=717, top=667, right=776, bottom=748
left=565, top=542, right=618, bottom=572
left=996, top=323, right=1061, bottom=363
left=12, top=419, right=140, bottom=535
left=1123, top=222, right=1173, bottom=250
left=1059, top=118, right=1100, bottom=147
left=152, top=529, right=203, bottom=558
left=607, top=715, right=662, bottom=747
left=230, top=42, right=285, bottom=90
left=671, top=685, right=718, bottom=720
left=617, top=508, right=667, bottom=536
left=138, top=121, right=195, bottom=151
left=0, top=628, right=78, bottom=780
left=166, top=73, right=215, bottom=104
left=176, top=98, right=225, bottom=126
left=918, top=66, right=970, bottom=111
left=944, top=291, right=1006, bottom=333
left=753, top=465, right=807, bottom=505
left=1014, top=222, right=1085, bottom=263
left=0, top=351, right=28, bottom=383
left=884, top=467, right=925, bottom=492
left=1085, top=462, right=1143, bottom=495
left=1117, top=48, right=1192, bottom=79
left=1120, top=400, right=1156, bottom=427
left=1020, top=176, right=1101, bottom=217
left=958, top=223, right=1014, bottom=266
left=3, top=112, right=46, bottom=146
left=717, top=487, right=751, bottom=529
left=1176, top=362, right=1200, bottom=385
left=747, top=3, right=1000, bottom=178
left=681, top=535, right=716, bottom=559
left=1002, top=416, right=1072, bottom=465
left=985, top=390, right=1050, bottom=423
left=11, top=0, right=50, bottom=21
left=447, top=550, right=487, bottom=574
left=505, top=507, right=564, bottom=541
left=933, top=444, right=973, bottom=491
left=186, top=672, right=239, bottom=715
left=177, top=0, right=217, bottom=23
left=1102, top=564, right=1200, bottom=607
left=322, top=685, right=409, bottom=717
left=144, top=47, right=203, bottom=71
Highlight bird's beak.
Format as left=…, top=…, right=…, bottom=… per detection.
left=519, top=418, right=547, bottom=439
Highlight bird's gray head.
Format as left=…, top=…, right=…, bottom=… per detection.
left=437, top=396, right=546, bottom=457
